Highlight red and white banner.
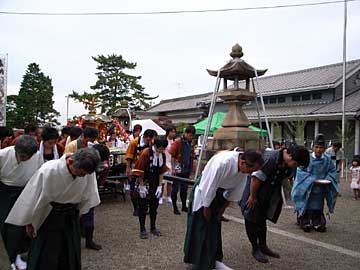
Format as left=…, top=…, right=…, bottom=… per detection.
left=0, top=54, right=7, bottom=126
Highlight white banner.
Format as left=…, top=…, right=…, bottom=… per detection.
left=0, top=55, right=7, bottom=126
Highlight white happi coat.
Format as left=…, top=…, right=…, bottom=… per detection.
left=192, top=150, right=249, bottom=212
left=6, top=155, right=100, bottom=231
left=0, top=146, right=43, bottom=187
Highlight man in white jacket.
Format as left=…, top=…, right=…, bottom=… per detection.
left=0, top=135, right=43, bottom=270
left=184, top=149, right=263, bottom=270
left=6, top=148, right=101, bottom=270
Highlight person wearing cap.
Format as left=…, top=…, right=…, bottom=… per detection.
left=240, top=144, right=310, bottom=263
left=292, top=134, right=338, bottom=233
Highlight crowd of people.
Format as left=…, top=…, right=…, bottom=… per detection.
left=0, top=122, right=356, bottom=270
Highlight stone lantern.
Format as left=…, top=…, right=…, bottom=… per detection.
left=206, top=44, right=267, bottom=151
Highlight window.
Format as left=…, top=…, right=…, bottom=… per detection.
left=292, top=95, right=300, bottom=102
left=312, top=93, right=322, bottom=100
left=302, top=94, right=311, bottom=101
left=269, top=97, right=277, bottom=104
left=278, top=96, right=286, bottom=103
left=263, top=98, right=268, bottom=104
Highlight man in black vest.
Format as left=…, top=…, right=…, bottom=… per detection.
left=240, top=145, right=309, bottom=263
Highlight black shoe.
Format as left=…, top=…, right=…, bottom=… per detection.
left=140, top=230, right=148, bottom=239
left=181, top=206, right=188, bottom=213
left=151, top=229, right=161, bottom=237
left=302, top=224, right=312, bottom=233
left=174, top=208, right=181, bottom=215
left=314, top=226, right=326, bottom=233
left=133, top=209, right=138, bottom=216
left=252, top=249, right=269, bottom=263
left=86, top=240, right=102, bottom=251
left=260, top=246, right=280, bottom=258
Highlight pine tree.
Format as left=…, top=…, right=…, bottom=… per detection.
left=5, top=95, right=17, bottom=128
left=15, top=63, right=60, bottom=127
left=84, top=54, right=157, bottom=115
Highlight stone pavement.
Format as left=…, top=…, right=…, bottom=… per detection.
left=1, top=180, right=360, bottom=270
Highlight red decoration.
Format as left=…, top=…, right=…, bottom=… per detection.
left=114, top=118, right=130, bottom=142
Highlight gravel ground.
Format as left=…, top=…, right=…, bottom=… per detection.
left=1, top=179, right=360, bottom=270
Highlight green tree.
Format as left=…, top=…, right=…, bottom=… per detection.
left=73, top=54, right=157, bottom=115
left=285, top=120, right=306, bottom=145
left=15, top=63, right=60, bottom=127
left=5, top=95, right=17, bottom=129
left=336, top=120, right=354, bottom=159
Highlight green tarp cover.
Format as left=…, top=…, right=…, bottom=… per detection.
left=194, top=112, right=268, bottom=136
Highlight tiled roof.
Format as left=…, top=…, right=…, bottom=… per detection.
left=147, top=92, right=212, bottom=113
left=244, top=103, right=326, bottom=119
left=312, top=89, right=360, bottom=114
left=244, top=90, right=360, bottom=120
left=147, top=59, right=360, bottom=113
left=243, top=59, right=360, bottom=95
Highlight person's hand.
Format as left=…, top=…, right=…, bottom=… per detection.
left=172, top=168, right=176, bottom=176
left=155, top=186, right=162, bottom=198
left=246, top=195, right=257, bottom=209
left=218, top=205, right=227, bottom=218
left=126, top=167, right=131, bottom=178
left=139, top=185, right=148, bottom=198
left=26, top=224, right=36, bottom=239
left=203, top=207, right=211, bottom=222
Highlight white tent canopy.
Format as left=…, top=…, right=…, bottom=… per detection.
left=131, top=119, right=165, bottom=136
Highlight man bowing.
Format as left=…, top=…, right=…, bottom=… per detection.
left=184, top=149, right=263, bottom=270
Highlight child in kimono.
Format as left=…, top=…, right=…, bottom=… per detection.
left=132, top=135, right=168, bottom=239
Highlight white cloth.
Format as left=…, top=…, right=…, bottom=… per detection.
left=350, top=166, right=360, bottom=189
left=109, top=138, right=127, bottom=148
left=39, top=141, right=60, bottom=161
left=139, top=185, right=148, bottom=198
left=152, top=146, right=164, bottom=167
left=155, top=186, right=162, bottom=198
left=325, top=147, right=344, bottom=167
left=0, top=146, right=43, bottom=187
left=192, top=151, right=248, bottom=212
left=65, top=136, right=72, bottom=146
left=165, top=138, right=174, bottom=173
left=5, top=155, right=100, bottom=231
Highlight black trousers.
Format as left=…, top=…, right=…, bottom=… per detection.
left=129, top=177, right=138, bottom=212
left=244, top=219, right=268, bottom=252
left=138, top=197, right=159, bottom=231
left=171, top=173, right=190, bottom=210
left=81, top=208, right=96, bottom=242
left=0, top=182, right=27, bottom=264
left=27, top=203, right=80, bottom=270
left=184, top=186, right=226, bottom=270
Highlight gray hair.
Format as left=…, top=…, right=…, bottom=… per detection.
left=15, top=135, right=38, bottom=156
left=72, top=148, right=100, bottom=174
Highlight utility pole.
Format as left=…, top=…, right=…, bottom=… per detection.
left=65, top=95, right=70, bottom=124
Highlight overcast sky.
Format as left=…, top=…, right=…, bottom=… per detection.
left=1, top=0, right=360, bottom=125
